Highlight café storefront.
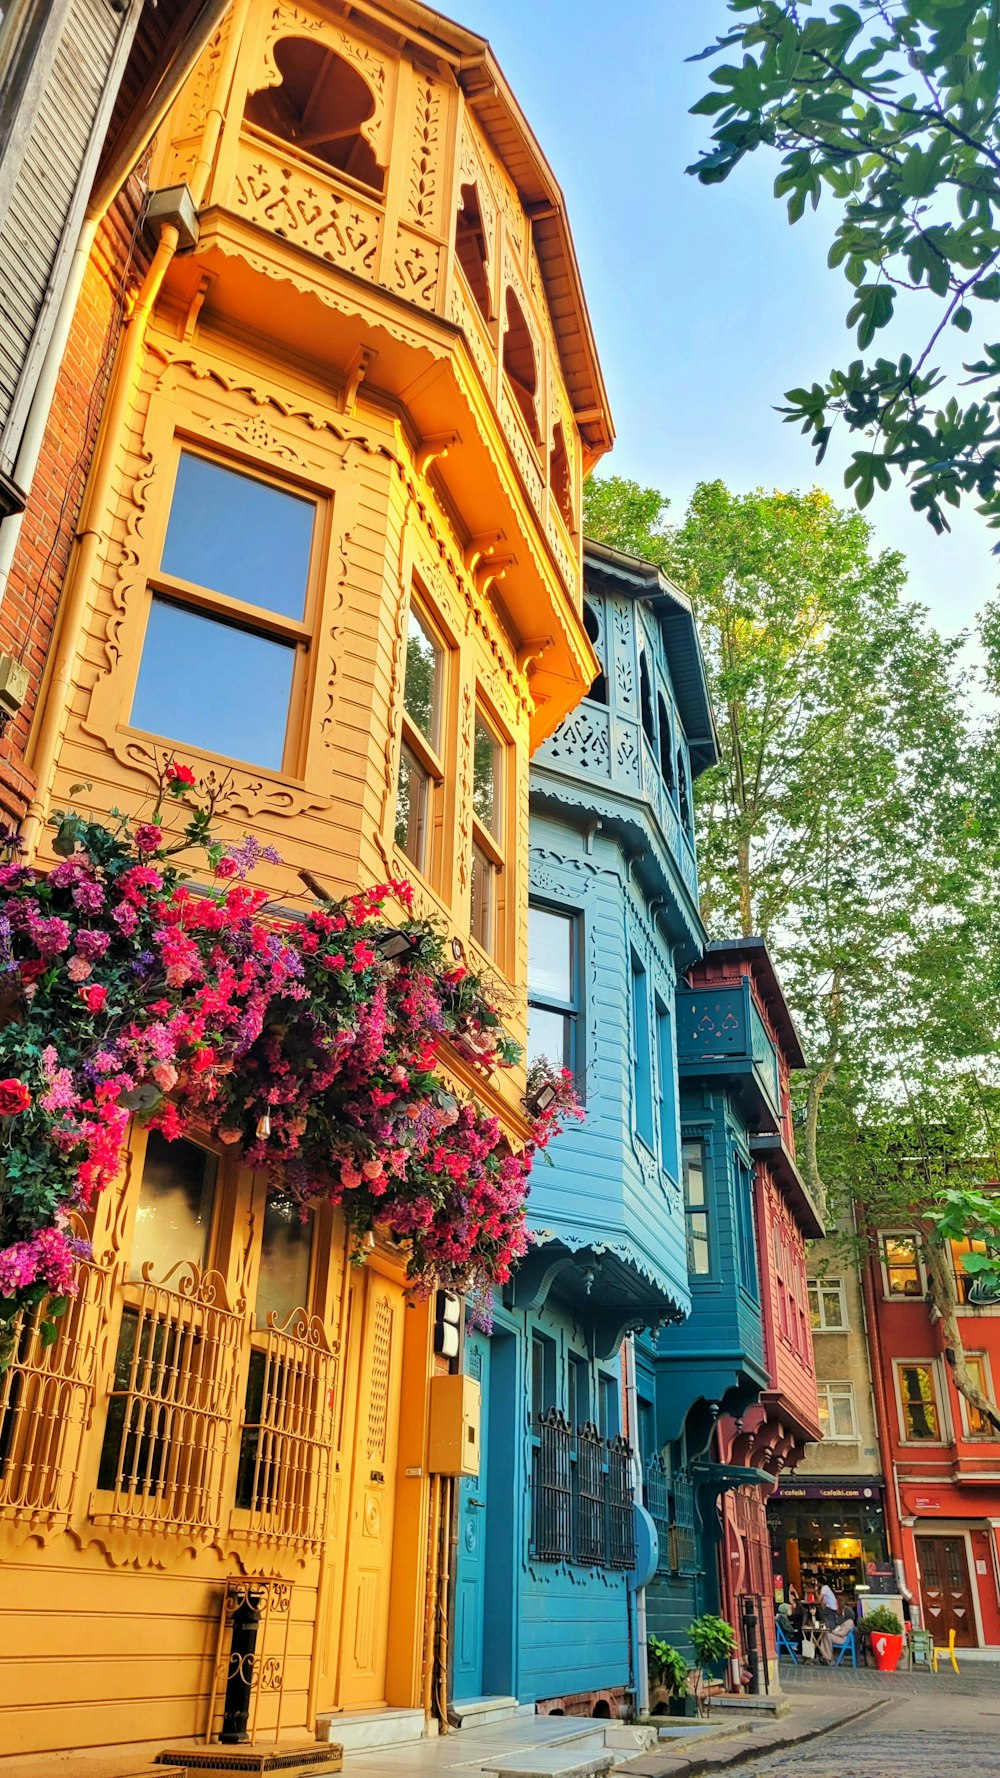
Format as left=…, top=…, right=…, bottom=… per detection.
left=767, top=1478, right=890, bottom=1605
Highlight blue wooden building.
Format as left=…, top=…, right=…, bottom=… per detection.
left=451, top=540, right=718, bottom=1715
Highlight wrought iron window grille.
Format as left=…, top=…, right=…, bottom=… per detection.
left=530, top=1407, right=635, bottom=1570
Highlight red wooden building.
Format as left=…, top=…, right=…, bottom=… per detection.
left=693, top=941, right=824, bottom=1682
left=862, top=1219, right=1000, bottom=1649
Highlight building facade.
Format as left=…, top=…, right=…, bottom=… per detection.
left=861, top=1217, right=1000, bottom=1649
left=0, top=0, right=611, bottom=1757
left=450, top=540, right=716, bottom=1716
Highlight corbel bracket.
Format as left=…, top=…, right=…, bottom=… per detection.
left=415, top=430, right=460, bottom=476
left=338, top=346, right=376, bottom=417
left=474, top=553, right=515, bottom=599
left=515, top=635, right=552, bottom=675
left=463, top=529, right=506, bottom=574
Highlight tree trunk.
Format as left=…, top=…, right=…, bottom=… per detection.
left=802, top=971, right=842, bottom=1218
left=737, top=832, right=753, bottom=937
left=921, top=1234, right=1000, bottom=1431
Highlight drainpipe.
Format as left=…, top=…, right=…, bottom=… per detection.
left=858, top=1207, right=906, bottom=1576
left=20, top=217, right=180, bottom=856
left=624, top=1334, right=649, bottom=1717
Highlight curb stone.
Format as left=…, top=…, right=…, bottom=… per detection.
left=614, top=1696, right=891, bottom=1778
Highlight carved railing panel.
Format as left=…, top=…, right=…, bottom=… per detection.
left=233, top=1309, right=338, bottom=1552
left=235, top=134, right=384, bottom=281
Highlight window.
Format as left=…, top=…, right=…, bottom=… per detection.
left=677, top=750, right=691, bottom=830
left=817, top=1381, right=858, bottom=1442
left=896, top=1362, right=942, bottom=1441
left=961, top=1355, right=994, bottom=1439
left=567, top=1352, right=589, bottom=1433
left=528, top=903, right=579, bottom=1074
left=631, top=951, right=654, bottom=1147
left=951, top=1237, right=991, bottom=1304
left=582, top=602, right=607, bottom=703
left=656, top=998, right=678, bottom=1177
left=734, top=1153, right=758, bottom=1300
left=129, top=1133, right=217, bottom=1284
left=131, top=452, right=317, bottom=772
left=598, top=1371, right=619, bottom=1441
left=470, top=708, right=505, bottom=956
left=809, top=1276, right=848, bottom=1330
left=682, top=1140, right=711, bottom=1275
left=774, top=1229, right=791, bottom=1341
left=550, top=421, right=573, bottom=529
left=243, top=37, right=384, bottom=192
left=455, top=183, right=491, bottom=321
left=531, top=1333, right=556, bottom=1421
left=503, top=287, right=541, bottom=442
left=639, top=651, right=655, bottom=744
left=882, top=1233, right=923, bottom=1299
left=255, top=1195, right=313, bottom=1329
left=657, top=695, right=675, bottom=794
left=395, top=599, right=445, bottom=879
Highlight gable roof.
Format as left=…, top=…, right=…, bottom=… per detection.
left=582, top=538, right=719, bottom=777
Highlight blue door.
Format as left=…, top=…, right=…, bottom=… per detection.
left=453, top=1329, right=490, bottom=1700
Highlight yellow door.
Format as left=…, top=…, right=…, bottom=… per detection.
left=337, top=1269, right=406, bottom=1708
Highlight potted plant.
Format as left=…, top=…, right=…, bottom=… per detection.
left=647, top=1636, right=696, bottom=1717
left=860, top=1604, right=904, bottom=1673
left=688, top=1614, right=738, bottom=1697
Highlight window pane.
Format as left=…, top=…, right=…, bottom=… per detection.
left=256, top=1195, right=313, bottom=1329
left=395, top=741, right=430, bottom=871
left=470, top=840, right=497, bottom=951
left=131, top=598, right=294, bottom=769
left=831, top=1392, right=855, bottom=1438
left=822, top=1284, right=845, bottom=1328
left=473, top=713, right=501, bottom=836
left=966, top=1358, right=988, bottom=1434
left=162, top=453, right=314, bottom=619
left=899, top=1364, right=940, bottom=1439
left=403, top=607, right=441, bottom=747
left=130, top=1132, right=217, bottom=1282
left=808, top=1281, right=820, bottom=1328
left=528, top=1004, right=569, bottom=1070
left=529, top=905, right=573, bottom=1003
left=817, top=1392, right=829, bottom=1437
left=682, top=1141, right=706, bottom=1208
left=884, top=1235, right=921, bottom=1296
left=686, top=1214, right=710, bottom=1276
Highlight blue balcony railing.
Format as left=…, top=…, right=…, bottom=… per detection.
left=676, top=982, right=782, bottom=1131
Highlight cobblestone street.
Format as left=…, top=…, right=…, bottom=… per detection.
left=736, top=1666, right=1000, bottom=1776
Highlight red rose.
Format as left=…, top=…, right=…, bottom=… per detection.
left=79, top=983, right=108, bottom=1012
left=0, top=1078, right=31, bottom=1115
left=215, top=857, right=239, bottom=880
left=134, top=823, right=163, bottom=854
left=165, top=760, right=197, bottom=791
left=19, top=960, right=46, bottom=982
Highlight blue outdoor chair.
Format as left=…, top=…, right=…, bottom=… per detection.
left=776, top=1619, right=798, bottom=1663
left=833, top=1625, right=857, bottom=1668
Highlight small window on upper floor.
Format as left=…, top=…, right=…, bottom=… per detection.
left=677, top=749, right=691, bottom=830
left=583, top=602, right=607, bottom=703
left=657, top=695, right=675, bottom=794
left=395, top=595, right=447, bottom=883
left=470, top=706, right=507, bottom=960
left=639, top=652, right=655, bottom=745
left=549, top=421, right=574, bottom=530
left=455, top=183, right=491, bottom=322
left=244, top=37, right=385, bottom=194
left=503, top=287, right=541, bottom=444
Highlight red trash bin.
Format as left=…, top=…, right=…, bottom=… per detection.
left=870, top=1632, right=903, bottom=1672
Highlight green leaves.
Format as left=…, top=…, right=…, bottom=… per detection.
left=690, top=1, right=1000, bottom=532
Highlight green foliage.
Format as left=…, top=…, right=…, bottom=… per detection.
left=861, top=1605, right=903, bottom=1636
left=647, top=1636, right=690, bottom=1695
left=690, top=3, right=1000, bottom=535
left=584, top=475, right=673, bottom=567
left=688, top=1614, right=738, bottom=1665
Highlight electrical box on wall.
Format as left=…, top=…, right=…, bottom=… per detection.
left=428, top=1372, right=481, bottom=1476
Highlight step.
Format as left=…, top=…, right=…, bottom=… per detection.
left=708, top=1695, right=790, bottom=1717
left=156, top=1749, right=342, bottom=1776
left=482, top=1752, right=615, bottom=1778
left=451, top=1698, right=522, bottom=1730
left=598, top=1727, right=658, bottom=1755
left=314, top=1709, right=428, bottom=1753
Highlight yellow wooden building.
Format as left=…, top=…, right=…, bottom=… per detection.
left=0, top=0, right=611, bottom=1760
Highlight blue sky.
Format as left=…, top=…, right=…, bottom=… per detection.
left=455, top=0, right=997, bottom=650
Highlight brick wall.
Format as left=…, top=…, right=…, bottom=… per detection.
left=0, top=176, right=150, bottom=826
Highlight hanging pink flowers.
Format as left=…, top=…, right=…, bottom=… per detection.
left=0, top=772, right=579, bottom=1347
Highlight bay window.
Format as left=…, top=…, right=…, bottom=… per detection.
left=528, top=903, right=579, bottom=1075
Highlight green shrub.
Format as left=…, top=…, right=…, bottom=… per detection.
left=688, top=1614, right=738, bottom=1666
left=860, top=1605, right=903, bottom=1637
left=647, top=1636, right=689, bottom=1696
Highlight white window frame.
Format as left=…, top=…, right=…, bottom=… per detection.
left=893, top=1356, right=950, bottom=1447
left=817, top=1380, right=858, bottom=1443
left=808, top=1275, right=849, bottom=1331
left=879, top=1229, right=927, bottom=1301
left=958, top=1352, right=997, bottom=1441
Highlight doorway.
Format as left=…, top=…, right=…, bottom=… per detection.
left=916, top=1534, right=977, bottom=1647
left=452, top=1324, right=516, bottom=1702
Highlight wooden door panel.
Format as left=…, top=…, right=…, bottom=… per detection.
left=337, top=1275, right=406, bottom=1707
left=916, top=1535, right=977, bottom=1647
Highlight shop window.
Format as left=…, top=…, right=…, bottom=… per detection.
left=455, top=183, right=491, bottom=321
left=131, top=451, right=317, bottom=773
left=639, top=651, right=655, bottom=744
left=503, top=286, right=541, bottom=443
left=395, top=597, right=447, bottom=881
left=881, top=1232, right=923, bottom=1299
left=896, top=1362, right=942, bottom=1441
left=655, top=997, right=678, bottom=1178
left=549, top=421, right=573, bottom=529
left=658, top=695, right=675, bottom=794
left=809, top=1276, right=847, bottom=1330
left=583, top=601, right=607, bottom=703
left=470, top=707, right=506, bottom=958
left=817, top=1380, right=858, bottom=1441
left=255, top=1194, right=313, bottom=1329
left=528, top=902, right=580, bottom=1078
left=128, top=1132, right=217, bottom=1284
left=682, top=1139, right=711, bottom=1275
left=631, top=951, right=654, bottom=1148
left=961, top=1355, right=995, bottom=1438
left=244, top=37, right=384, bottom=193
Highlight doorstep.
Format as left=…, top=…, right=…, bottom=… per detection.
left=706, top=1696, right=790, bottom=1717
left=315, top=1712, right=430, bottom=1754
left=450, top=1702, right=525, bottom=1731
